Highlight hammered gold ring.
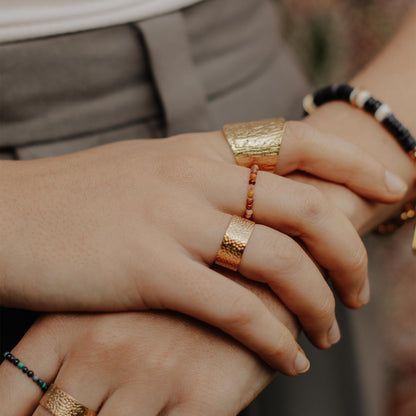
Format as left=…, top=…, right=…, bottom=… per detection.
left=214, top=215, right=255, bottom=271
left=223, top=118, right=286, bottom=172
left=40, top=384, right=97, bottom=416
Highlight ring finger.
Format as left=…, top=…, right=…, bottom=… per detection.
left=204, top=164, right=369, bottom=309
left=174, top=208, right=339, bottom=350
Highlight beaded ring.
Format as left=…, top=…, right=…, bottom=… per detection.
left=303, top=84, right=416, bottom=160
left=245, top=164, right=258, bottom=220
left=3, top=351, right=49, bottom=391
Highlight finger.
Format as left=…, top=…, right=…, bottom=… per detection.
left=32, top=348, right=111, bottom=416
left=170, top=208, right=338, bottom=349
left=240, top=224, right=339, bottom=349
left=276, top=121, right=408, bottom=202
left=0, top=316, right=64, bottom=416
left=203, top=123, right=407, bottom=202
left=156, top=256, right=310, bottom=374
left=205, top=167, right=369, bottom=309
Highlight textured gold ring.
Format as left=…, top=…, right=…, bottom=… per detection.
left=40, top=384, right=97, bottom=416
left=214, top=215, right=255, bottom=271
left=223, top=118, right=286, bottom=172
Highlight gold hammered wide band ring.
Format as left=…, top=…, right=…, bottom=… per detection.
left=223, top=118, right=286, bottom=172
left=40, top=384, right=97, bottom=416
left=214, top=215, right=255, bottom=272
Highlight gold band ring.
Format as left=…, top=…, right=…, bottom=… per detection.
left=40, top=384, right=97, bottom=416
left=214, top=215, right=255, bottom=271
left=223, top=118, right=286, bottom=172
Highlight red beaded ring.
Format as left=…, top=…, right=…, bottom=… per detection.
left=245, top=165, right=258, bottom=220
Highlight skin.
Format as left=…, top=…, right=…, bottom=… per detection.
left=1, top=4, right=416, bottom=416
left=0, top=121, right=404, bottom=374
left=1, top=274, right=297, bottom=416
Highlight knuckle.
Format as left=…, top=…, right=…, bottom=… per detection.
left=313, top=293, right=336, bottom=321
left=85, top=316, right=135, bottom=357
left=286, top=120, right=313, bottom=143
left=349, top=244, right=369, bottom=277
left=300, top=185, right=328, bottom=222
left=162, top=154, right=203, bottom=185
left=223, top=293, right=260, bottom=330
left=261, top=336, right=291, bottom=364
left=268, top=233, right=304, bottom=274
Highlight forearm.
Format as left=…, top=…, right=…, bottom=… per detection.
left=304, top=5, right=416, bottom=232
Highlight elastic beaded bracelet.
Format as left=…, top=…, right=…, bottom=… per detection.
left=3, top=351, right=49, bottom=391
left=245, top=164, right=258, bottom=220
left=303, top=84, right=416, bottom=250
left=303, top=84, right=416, bottom=160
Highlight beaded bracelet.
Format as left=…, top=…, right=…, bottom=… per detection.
left=3, top=351, right=49, bottom=391
left=303, top=84, right=416, bottom=250
left=303, top=84, right=416, bottom=160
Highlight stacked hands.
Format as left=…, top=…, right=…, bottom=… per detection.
left=0, top=119, right=409, bottom=415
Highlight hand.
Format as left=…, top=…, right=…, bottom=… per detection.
left=0, top=122, right=404, bottom=372
left=0, top=278, right=298, bottom=416
left=299, top=105, right=415, bottom=234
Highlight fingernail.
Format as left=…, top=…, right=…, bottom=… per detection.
left=294, top=351, right=310, bottom=374
left=358, top=278, right=370, bottom=304
left=385, top=171, right=407, bottom=194
left=328, top=320, right=341, bottom=345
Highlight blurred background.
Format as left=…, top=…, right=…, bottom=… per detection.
left=275, top=1, right=415, bottom=415
left=278, top=0, right=411, bottom=85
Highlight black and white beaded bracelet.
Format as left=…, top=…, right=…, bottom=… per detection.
left=3, top=351, right=49, bottom=391
left=303, top=84, right=416, bottom=160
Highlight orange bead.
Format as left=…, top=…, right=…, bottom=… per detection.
left=247, top=190, right=254, bottom=198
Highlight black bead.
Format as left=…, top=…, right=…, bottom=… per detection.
left=399, top=133, right=416, bottom=152
left=363, top=97, right=382, bottom=115
left=6, top=354, right=12, bottom=361
left=13, top=358, right=19, bottom=366
left=22, top=367, right=28, bottom=373
left=334, top=84, right=353, bottom=101
left=27, top=371, right=34, bottom=378
left=37, top=379, right=44, bottom=387
left=3, top=351, right=10, bottom=358
left=314, top=86, right=334, bottom=106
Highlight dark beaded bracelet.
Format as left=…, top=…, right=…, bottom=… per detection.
left=302, top=84, right=416, bottom=160
left=3, top=351, right=49, bottom=391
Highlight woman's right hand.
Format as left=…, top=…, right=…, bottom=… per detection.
left=0, top=121, right=407, bottom=373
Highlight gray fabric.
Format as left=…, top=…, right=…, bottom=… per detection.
left=137, top=12, right=212, bottom=135
left=0, top=0, right=383, bottom=415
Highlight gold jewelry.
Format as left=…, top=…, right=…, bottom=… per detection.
left=40, top=384, right=97, bottom=416
left=377, top=200, right=416, bottom=252
left=214, top=215, right=255, bottom=271
left=223, top=118, right=286, bottom=172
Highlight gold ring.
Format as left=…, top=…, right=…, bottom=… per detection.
left=40, top=384, right=97, bottom=416
left=214, top=215, right=255, bottom=271
left=223, top=118, right=286, bottom=172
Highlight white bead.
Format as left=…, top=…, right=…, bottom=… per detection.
left=355, top=90, right=371, bottom=108
left=302, top=94, right=317, bottom=114
left=349, top=87, right=361, bottom=103
left=375, top=103, right=392, bottom=122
